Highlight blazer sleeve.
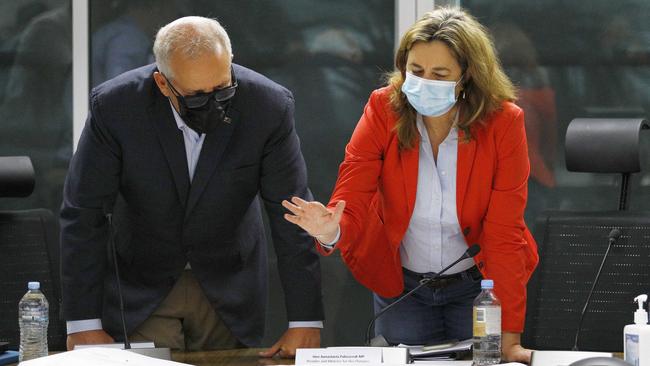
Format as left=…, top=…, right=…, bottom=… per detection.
left=259, top=90, right=324, bottom=322
left=325, top=89, right=389, bottom=253
left=479, top=107, right=534, bottom=333
left=60, top=88, right=122, bottom=320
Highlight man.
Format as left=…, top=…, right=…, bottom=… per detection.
left=60, top=16, right=323, bottom=356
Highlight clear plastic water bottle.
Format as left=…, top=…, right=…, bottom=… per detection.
left=472, top=279, right=501, bottom=365
left=19, top=281, right=49, bottom=362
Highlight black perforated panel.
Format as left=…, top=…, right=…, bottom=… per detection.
left=523, top=211, right=650, bottom=352
left=0, top=209, right=65, bottom=351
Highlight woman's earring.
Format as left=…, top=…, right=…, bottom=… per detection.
left=461, top=90, right=466, bottom=100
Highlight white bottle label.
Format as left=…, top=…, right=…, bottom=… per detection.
left=625, top=333, right=639, bottom=366
left=473, top=306, right=501, bottom=336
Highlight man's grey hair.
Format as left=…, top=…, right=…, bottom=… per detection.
left=153, top=16, right=232, bottom=79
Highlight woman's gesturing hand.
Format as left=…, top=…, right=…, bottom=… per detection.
left=282, top=197, right=346, bottom=244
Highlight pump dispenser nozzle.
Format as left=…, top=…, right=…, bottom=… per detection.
left=634, top=294, right=648, bottom=325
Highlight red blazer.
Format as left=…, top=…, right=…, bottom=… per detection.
left=321, top=86, right=539, bottom=333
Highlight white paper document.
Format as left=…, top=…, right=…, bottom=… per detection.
left=530, top=350, right=613, bottom=366
left=18, top=347, right=190, bottom=366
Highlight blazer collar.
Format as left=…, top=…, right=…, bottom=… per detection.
left=456, top=128, right=476, bottom=214
left=184, top=104, right=239, bottom=219
left=149, top=89, right=191, bottom=209
left=400, top=138, right=419, bottom=217
left=184, top=64, right=244, bottom=218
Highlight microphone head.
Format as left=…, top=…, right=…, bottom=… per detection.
left=608, top=228, right=622, bottom=240
left=103, top=199, right=115, bottom=216
left=465, top=244, right=481, bottom=258
left=368, top=334, right=390, bottom=347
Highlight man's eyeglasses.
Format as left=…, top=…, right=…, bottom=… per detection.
left=163, top=67, right=237, bottom=109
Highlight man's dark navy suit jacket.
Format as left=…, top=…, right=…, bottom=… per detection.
left=60, top=63, right=324, bottom=346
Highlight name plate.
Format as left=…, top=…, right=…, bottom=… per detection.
left=296, top=347, right=409, bottom=365
left=296, top=348, right=383, bottom=365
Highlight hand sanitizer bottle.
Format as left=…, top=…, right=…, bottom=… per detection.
left=624, top=294, right=650, bottom=366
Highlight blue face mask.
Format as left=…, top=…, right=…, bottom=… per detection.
left=401, top=72, right=462, bottom=117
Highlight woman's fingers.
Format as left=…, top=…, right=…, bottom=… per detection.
left=283, top=197, right=342, bottom=237
left=287, top=197, right=329, bottom=217
left=291, top=196, right=311, bottom=206
left=282, top=199, right=303, bottom=215
left=292, top=197, right=328, bottom=213
left=283, top=213, right=301, bottom=225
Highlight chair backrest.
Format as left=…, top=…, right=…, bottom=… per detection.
left=523, top=210, right=650, bottom=352
left=0, top=209, right=65, bottom=351
left=565, top=118, right=648, bottom=174
left=0, top=156, right=65, bottom=350
left=0, top=156, right=34, bottom=198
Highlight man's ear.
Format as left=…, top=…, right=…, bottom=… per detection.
left=153, top=72, right=171, bottom=97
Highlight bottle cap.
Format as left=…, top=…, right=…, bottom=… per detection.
left=481, top=279, right=494, bottom=289
left=27, top=281, right=40, bottom=290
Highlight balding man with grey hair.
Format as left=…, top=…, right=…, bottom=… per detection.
left=60, top=16, right=324, bottom=356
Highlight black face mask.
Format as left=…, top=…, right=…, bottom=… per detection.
left=163, top=69, right=237, bottom=134
left=177, top=98, right=228, bottom=135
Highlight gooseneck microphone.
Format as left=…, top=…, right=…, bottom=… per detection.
left=572, top=228, right=622, bottom=351
left=103, top=202, right=171, bottom=360
left=104, top=202, right=131, bottom=350
left=365, top=244, right=481, bottom=346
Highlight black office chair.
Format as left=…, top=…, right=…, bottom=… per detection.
left=0, top=156, right=66, bottom=351
left=523, top=119, right=650, bottom=352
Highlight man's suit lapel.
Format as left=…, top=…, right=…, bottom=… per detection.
left=149, top=97, right=190, bottom=209
left=185, top=107, right=240, bottom=220
left=456, top=129, right=476, bottom=215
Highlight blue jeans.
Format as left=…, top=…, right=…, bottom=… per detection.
left=373, top=267, right=482, bottom=345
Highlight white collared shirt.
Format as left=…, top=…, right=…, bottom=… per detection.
left=399, top=114, right=474, bottom=274
left=170, top=102, right=206, bottom=182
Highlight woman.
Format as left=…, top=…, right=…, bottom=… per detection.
left=283, top=7, right=538, bottom=363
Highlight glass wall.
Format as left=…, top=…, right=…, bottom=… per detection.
left=89, top=0, right=395, bottom=346
left=459, top=1, right=650, bottom=351
left=0, top=0, right=72, bottom=213
left=3, top=0, right=647, bottom=350
left=462, top=0, right=650, bottom=231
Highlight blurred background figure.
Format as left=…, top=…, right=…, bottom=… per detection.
left=492, top=23, right=558, bottom=228
left=465, top=0, right=650, bottom=217
left=91, top=0, right=184, bottom=86
left=0, top=2, right=72, bottom=213
left=0, top=1, right=47, bottom=103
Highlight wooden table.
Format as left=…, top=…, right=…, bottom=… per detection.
left=8, top=348, right=626, bottom=365
left=171, top=348, right=295, bottom=366
left=170, top=349, right=627, bottom=366
left=7, top=348, right=294, bottom=366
